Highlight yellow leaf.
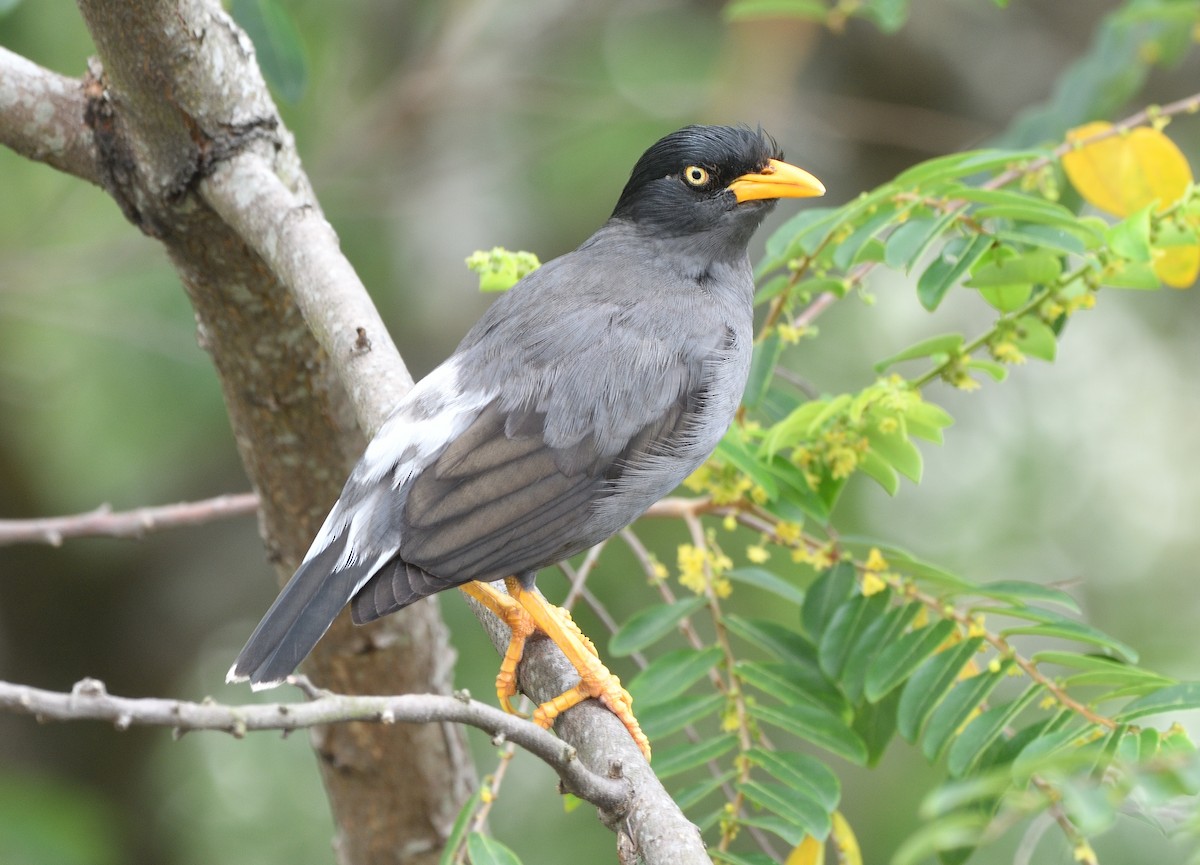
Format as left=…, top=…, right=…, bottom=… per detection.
left=1062, top=122, right=1193, bottom=217
left=1154, top=244, right=1200, bottom=289
left=785, top=835, right=824, bottom=865
left=831, top=811, right=863, bottom=865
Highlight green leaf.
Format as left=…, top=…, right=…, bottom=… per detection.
left=231, top=0, right=308, bottom=103
left=832, top=207, right=901, bottom=271
left=652, top=735, right=738, bottom=781
left=904, top=401, right=955, bottom=444
left=859, top=449, right=900, bottom=495
left=967, top=358, right=1008, bottom=382
left=758, top=207, right=842, bottom=275
left=897, top=638, right=983, bottom=742
left=1032, top=651, right=1168, bottom=684
left=746, top=748, right=841, bottom=810
left=946, top=685, right=1042, bottom=777
left=894, top=149, right=1039, bottom=188
left=637, top=693, right=725, bottom=740
left=865, top=619, right=957, bottom=702
left=439, top=791, right=483, bottom=865
left=855, top=688, right=901, bottom=765
left=921, top=660, right=1013, bottom=762
left=1012, top=724, right=1091, bottom=781
left=1000, top=619, right=1138, bottom=663
left=1011, top=316, right=1057, bottom=362
left=675, top=771, right=736, bottom=810
left=917, top=234, right=993, bottom=311
left=972, top=580, right=1079, bottom=611
left=819, top=591, right=890, bottom=679
left=874, top=333, right=965, bottom=373
left=725, top=567, right=806, bottom=606
left=753, top=274, right=791, bottom=304
left=866, top=425, right=923, bottom=483
left=968, top=249, right=1062, bottom=288
left=885, top=218, right=937, bottom=270
left=739, top=780, right=829, bottom=838
left=724, top=615, right=819, bottom=666
left=750, top=703, right=868, bottom=765
left=994, top=224, right=1087, bottom=256
left=1103, top=260, right=1161, bottom=290
left=744, top=334, right=784, bottom=409
left=466, top=832, right=523, bottom=865
left=842, top=602, right=923, bottom=703
left=627, top=647, right=723, bottom=708
left=1106, top=203, right=1154, bottom=262
left=608, top=596, right=706, bottom=657
left=716, top=432, right=780, bottom=499
left=801, top=562, right=856, bottom=642
left=976, top=283, right=1032, bottom=313
left=736, top=661, right=847, bottom=716
left=1117, top=683, right=1200, bottom=722
left=892, top=814, right=988, bottom=865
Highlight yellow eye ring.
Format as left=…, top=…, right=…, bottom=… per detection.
left=683, top=165, right=710, bottom=187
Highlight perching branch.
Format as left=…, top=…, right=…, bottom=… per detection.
left=0, top=46, right=99, bottom=183
left=0, top=677, right=627, bottom=813
left=0, top=494, right=259, bottom=547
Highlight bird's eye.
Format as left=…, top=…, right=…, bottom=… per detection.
left=683, top=165, right=710, bottom=187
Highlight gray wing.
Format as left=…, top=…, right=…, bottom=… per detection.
left=397, top=386, right=696, bottom=583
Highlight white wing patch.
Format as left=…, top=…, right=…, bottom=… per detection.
left=301, top=357, right=492, bottom=569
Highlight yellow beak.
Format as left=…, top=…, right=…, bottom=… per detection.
left=729, top=158, right=826, bottom=203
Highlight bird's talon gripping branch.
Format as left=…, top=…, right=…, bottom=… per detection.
left=459, top=578, right=650, bottom=759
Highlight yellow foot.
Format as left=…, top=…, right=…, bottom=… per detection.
left=458, top=578, right=652, bottom=761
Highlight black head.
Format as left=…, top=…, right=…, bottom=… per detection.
left=610, top=126, right=823, bottom=248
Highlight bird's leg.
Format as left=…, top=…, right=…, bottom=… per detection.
left=458, top=582, right=536, bottom=716
left=503, top=576, right=651, bottom=761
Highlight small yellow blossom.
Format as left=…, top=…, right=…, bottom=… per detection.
left=777, top=322, right=805, bottom=344
left=650, top=558, right=669, bottom=581
left=1039, top=694, right=1058, bottom=710
left=714, top=577, right=733, bottom=598
left=828, top=446, right=859, bottom=479
left=1073, top=840, right=1097, bottom=864
left=809, top=547, right=834, bottom=570
left=791, top=547, right=813, bottom=565
left=683, top=463, right=711, bottom=492
left=967, top=614, right=987, bottom=639
left=861, top=572, right=887, bottom=596
left=992, top=341, right=1026, bottom=365
left=722, top=514, right=738, bottom=532
left=480, top=786, right=495, bottom=804
left=877, top=415, right=899, bottom=435
left=746, top=545, right=770, bottom=564
left=750, top=485, right=769, bottom=505
left=678, top=544, right=707, bottom=594
left=721, top=704, right=740, bottom=733
left=864, top=547, right=889, bottom=572
left=1041, top=299, right=1065, bottom=320
left=988, top=657, right=1002, bottom=674
left=775, top=521, right=803, bottom=545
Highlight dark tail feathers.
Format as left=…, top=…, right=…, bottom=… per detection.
left=227, top=536, right=374, bottom=688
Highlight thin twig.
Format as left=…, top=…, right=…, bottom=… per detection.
left=0, top=677, right=627, bottom=812
left=0, top=494, right=260, bottom=547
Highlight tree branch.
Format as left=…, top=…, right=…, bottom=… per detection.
left=0, top=677, right=627, bottom=814
left=0, top=494, right=259, bottom=547
left=0, top=47, right=99, bottom=183
left=199, top=150, right=413, bottom=433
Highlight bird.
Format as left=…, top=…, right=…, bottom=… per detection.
left=227, top=125, right=824, bottom=760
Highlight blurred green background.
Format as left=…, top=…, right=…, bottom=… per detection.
left=2, top=1, right=1200, bottom=863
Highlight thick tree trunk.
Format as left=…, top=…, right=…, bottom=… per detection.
left=70, top=1, right=475, bottom=861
